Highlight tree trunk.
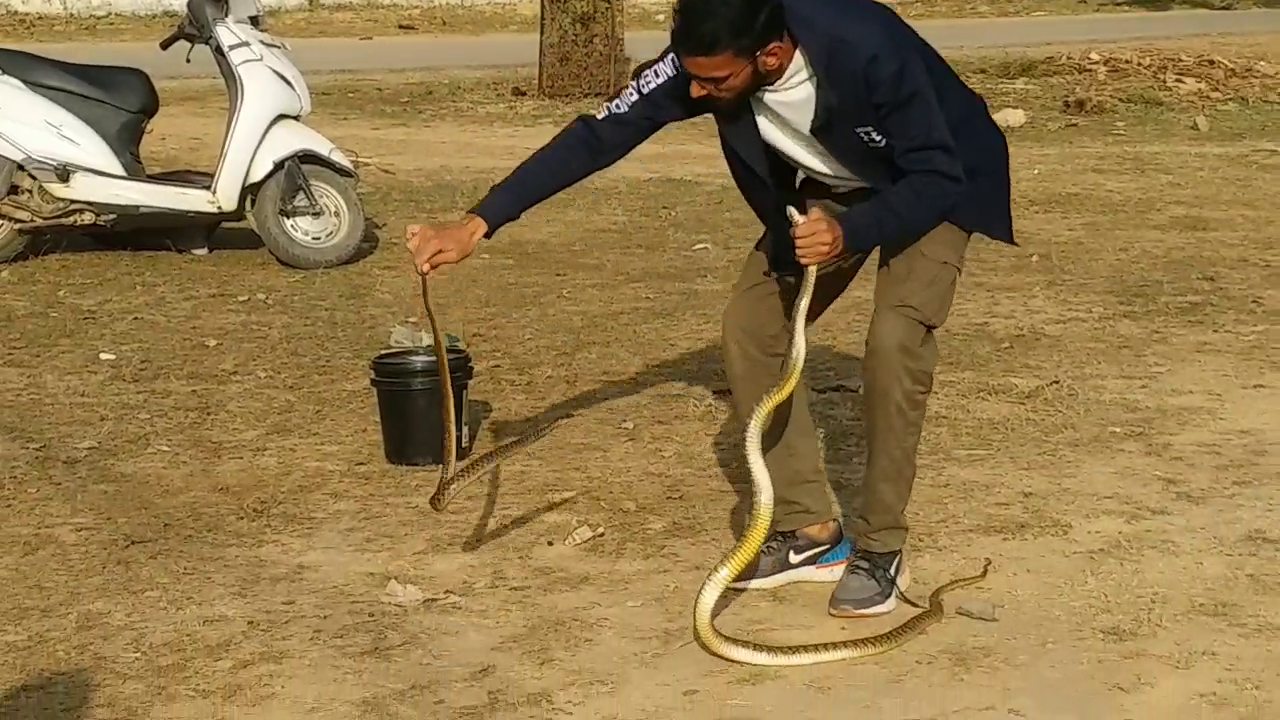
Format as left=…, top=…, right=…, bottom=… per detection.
left=538, top=0, right=628, bottom=98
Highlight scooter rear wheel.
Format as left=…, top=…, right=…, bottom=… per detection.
left=0, top=219, right=25, bottom=263
left=250, top=161, right=364, bottom=270
left=0, top=159, right=25, bottom=262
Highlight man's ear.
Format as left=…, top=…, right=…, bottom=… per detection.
left=756, top=37, right=791, bottom=73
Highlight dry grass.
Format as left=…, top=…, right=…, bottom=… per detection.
left=1, top=38, right=1278, bottom=719
left=149, top=36, right=1279, bottom=132
left=0, top=0, right=1267, bottom=44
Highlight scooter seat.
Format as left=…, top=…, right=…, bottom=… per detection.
left=0, top=48, right=159, bottom=118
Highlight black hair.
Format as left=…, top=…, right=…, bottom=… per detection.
left=669, top=0, right=787, bottom=60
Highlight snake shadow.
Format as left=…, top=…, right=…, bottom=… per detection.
left=473, top=342, right=868, bottom=619
left=0, top=669, right=93, bottom=720
left=459, top=399, right=580, bottom=552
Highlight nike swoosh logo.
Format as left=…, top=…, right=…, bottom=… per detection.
left=788, top=545, right=832, bottom=565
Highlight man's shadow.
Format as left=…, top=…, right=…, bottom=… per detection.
left=460, top=342, right=868, bottom=600
left=11, top=218, right=381, bottom=265
left=0, top=670, right=93, bottom=720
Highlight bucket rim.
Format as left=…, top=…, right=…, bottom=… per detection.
left=372, top=345, right=470, bottom=361
left=370, top=346, right=473, bottom=374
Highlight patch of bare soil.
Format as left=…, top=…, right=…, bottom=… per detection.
left=1, top=38, right=1278, bottom=720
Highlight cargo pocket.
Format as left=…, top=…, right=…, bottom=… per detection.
left=876, top=224, right=970, bottom=329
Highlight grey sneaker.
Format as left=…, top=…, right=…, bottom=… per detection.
left=828, top=549, right=911, bottom=617
left=727, top=529, right=852, bottom=591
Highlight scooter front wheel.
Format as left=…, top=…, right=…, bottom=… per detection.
left=250, top=161, right=365, bottom=270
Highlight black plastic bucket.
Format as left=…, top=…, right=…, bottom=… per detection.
left=369, top=346, right=475, bottom=466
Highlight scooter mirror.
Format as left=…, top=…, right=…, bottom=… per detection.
left=226, top=0, right=263, bottom=22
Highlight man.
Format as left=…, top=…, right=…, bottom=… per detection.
left=406, top=0, right=1014, bottom=617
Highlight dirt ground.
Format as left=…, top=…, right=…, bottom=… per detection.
left=0, top=0, right=1260, bottom=44
left=2, top=35, right=1278, bottom=720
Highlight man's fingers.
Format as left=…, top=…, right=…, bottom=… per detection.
left=417, top=233, right=446, bottom=261
left=795, top=248, right=825, bottom=265
left=429, top=247, right=459, bottom=267
left=790, top=209, right=840, bottom=264
left=796, top=234, right=835, bottom=254
left=790, top=220, right=822, bottom=239
left=417, top=245, right=461, bottom=278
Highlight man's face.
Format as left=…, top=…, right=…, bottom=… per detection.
left=680, top=41, right=789, bottom=115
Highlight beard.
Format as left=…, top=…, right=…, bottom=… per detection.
left=701, top=66, right=770, bottom=117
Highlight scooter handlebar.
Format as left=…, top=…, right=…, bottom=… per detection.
left=158, top=28, right=183, bottom=51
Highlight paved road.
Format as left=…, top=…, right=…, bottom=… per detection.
left=5, top=8, right=1280, bottom=79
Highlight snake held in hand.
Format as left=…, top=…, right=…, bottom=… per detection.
left=419, top=275, right=573, bottom=513
left=690, top=205, right=991, bottom=666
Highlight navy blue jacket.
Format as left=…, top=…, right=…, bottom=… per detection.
left=470, top=0, right=1015, bottom=275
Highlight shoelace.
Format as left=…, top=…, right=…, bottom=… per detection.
left=847, top=553, right=927, bottom=609
left=846, top=555, right=889, bottom=582
left=761, top=531, right=798, bottom=556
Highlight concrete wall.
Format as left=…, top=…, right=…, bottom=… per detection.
left=1, top=0, right=534, bottom=14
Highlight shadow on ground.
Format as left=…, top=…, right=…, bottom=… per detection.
left=466, top=342, right=868, bottom=547
left=453, top=399, right=589, bottom=552
left=0, top=670, right=92, bottom=720
left=16, top=226, right=262, bottom=258
left=10, top=218, right=382, bottom=266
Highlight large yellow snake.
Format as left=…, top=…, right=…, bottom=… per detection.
left=691, top=206, right=991, bottom=666
left=418, top=205, right=990, bottom=665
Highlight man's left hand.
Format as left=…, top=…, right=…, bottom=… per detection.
left=791, top=206, right=845, bottom=266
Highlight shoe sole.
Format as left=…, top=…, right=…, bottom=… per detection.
left=827, top=565, right=912, bottom=618
left=727, top=558, right=848, bottom=591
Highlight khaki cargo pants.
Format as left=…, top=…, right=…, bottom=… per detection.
left=720, top=184, right=971, bottom=553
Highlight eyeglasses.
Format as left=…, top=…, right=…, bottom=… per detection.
left=688, top=49, right=762, bottom=92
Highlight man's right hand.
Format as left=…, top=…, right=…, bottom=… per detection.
left=405, top=214, right=489, bottom=276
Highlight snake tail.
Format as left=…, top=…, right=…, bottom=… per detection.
left=418, top=274, right=575, bottom=514
left=427, top=412, right=576, bottom=512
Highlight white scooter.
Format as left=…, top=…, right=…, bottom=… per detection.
left=0, top=0, right=365, bottom=269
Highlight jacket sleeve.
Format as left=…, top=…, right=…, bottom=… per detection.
left=468, top=50, right=698, bottom=237
left=834, top=43, right=967, bottom=254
